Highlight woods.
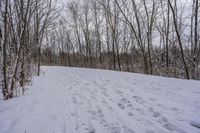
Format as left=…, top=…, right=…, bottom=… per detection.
left=42, top=0, right=200, bottom=78
left=0, top=0, right=200, bottom=100
left=0, top=0, right=57, bottom=100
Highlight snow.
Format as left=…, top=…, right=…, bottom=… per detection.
left=0, top=66, right=200, bottom=133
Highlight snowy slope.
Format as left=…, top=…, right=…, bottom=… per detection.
left=0, top=66, right=200, bottom=133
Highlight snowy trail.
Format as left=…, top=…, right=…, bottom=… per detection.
left=0, top=66, right=200, bottom=133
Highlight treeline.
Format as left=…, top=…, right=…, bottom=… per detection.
left=42, top=0, right=200, bottom=79
left=0, top=0, right=58, bottom=100
left=1, top=0, right=199, bottom=99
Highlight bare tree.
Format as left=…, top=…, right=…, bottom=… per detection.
left=168, top=0, right=190, bottom=79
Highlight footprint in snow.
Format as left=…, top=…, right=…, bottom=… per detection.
left=88, top=129, right=96, bottom=133
left=171, top=107, right=179, bottom=111
left=132, top=96, right=145, bottom=104
left=127, top=112, right=134, bottom=116
left=120, top=98, right=134, bottom=110
left=111, top=126, right=121, bottom=133
left=127, top=103, right=133, bottom=109
left=121, top=98, right=127, bottom=103
left=118, top=103, right=125, bottom=110
left=75, top=124, right=79, bottom=131
left=50, top=115, right=57, bottom=120
left=153, top=112, right=160, bottom=118
left=190, top=121, right=200, bottom=129
left=149, top=98, right=156, bottom=101
left=154, top=115, right=185, bottom=132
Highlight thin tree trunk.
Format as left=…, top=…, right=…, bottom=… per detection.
left=168, top=0, right=190, bottom=79
left=2, top=0, right=9, bottom=100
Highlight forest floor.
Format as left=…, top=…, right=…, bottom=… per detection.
left=0, top=66, right=200, bottom=133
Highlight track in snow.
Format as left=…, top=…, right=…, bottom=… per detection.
left=0, top=66, right=200, bottom=133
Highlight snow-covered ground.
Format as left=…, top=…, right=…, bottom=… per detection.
left=0, top=66, right=200, bottom=133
